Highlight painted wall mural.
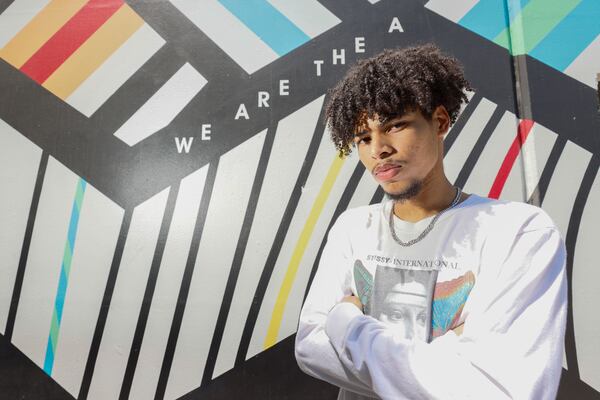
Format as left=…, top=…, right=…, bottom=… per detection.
left=0, top=0, right=598, bottom=399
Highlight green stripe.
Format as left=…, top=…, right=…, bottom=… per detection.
left=50, top=311, right=60, bottom=351
left=494, top=0, right=582, bottom=55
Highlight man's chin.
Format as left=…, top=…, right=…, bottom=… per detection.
left=382, top=180, right=423, bottom=202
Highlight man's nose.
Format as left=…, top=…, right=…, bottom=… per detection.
left=370, top=133, right=393, bottom=159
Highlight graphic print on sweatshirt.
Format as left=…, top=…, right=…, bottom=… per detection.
left=354, top=260, right=437, bottom=341
left=431, top=271, right=475, bottom=338
left=354, top=260, right=476, bottom=341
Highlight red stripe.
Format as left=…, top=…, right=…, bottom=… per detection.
left=488, top=119, right=535, bottom=199
left=20, top=0, right=124, bottom=84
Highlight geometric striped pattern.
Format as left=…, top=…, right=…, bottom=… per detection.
left=0, top=118, right=42, bottom=335
left=2, top=93, right=598, bottom=397
left=7, top=153, right=124, bottom=398
left=113, top=62, right=207, bottom=146
left=87, top=187, right=170, bottom=400
left=212, top=96, right=325, bottom=380
left=43, top=178, right=86, bottom=375
left=425, top=0, right=600, bottom=88
left=165, top=130, right=267, bottom=400
left=0, top=0, right=165, bottom=116
left=169, top=0, right=340, bottom=74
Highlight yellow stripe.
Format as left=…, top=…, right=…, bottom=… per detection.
left=43, top=4, right=143, bottom=99
left=264, top=155, right=346, bottom=349
left=0, top=0, right=89, bottom=68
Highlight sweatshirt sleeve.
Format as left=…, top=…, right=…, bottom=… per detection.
left=324, top=226, right=568, bottom=400
left=295, top=214, right=380, bottom=398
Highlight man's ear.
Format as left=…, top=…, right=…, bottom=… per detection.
left=433, top=105, right=450, bottom=138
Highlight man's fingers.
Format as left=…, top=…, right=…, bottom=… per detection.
left=452, top=323, right=465, bottom=336
left=340, top=295, right=363, bottom=311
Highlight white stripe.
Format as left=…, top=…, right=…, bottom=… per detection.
left=278, top=153, right=359, bottom=343
left=66, top=23, right=165, bottom=117
left=0, top=119, right=42, bottom=334
left=246, top=126, right=336, bottom=360
left=541, top=140, right=592, bottom=238
left=114, top=62, right=207, bottom=146
left=463, top=111, right=519, bottom=195
left=564, top=35, right=600, bottom=89
left=266, top=0, right=340, bottom=38
left=170, top=0, right=278, bottom=74
left=443, top=90, right=477, bottom=141
left=128, top=165, right=209, bottom=400
left=11, top=157, right=79, bottom=368
left=425, top=0, right=479, bottom=23
left=87, top=188, right=170, bottom=400
left=346, top=167, right=379, bottom=210
left=367, top=0, right=380, bottom=3
left=500, top=123, right=557, bottom=202
left=443, top=97, right=497, bottom=185
left=0, top=0, right=51, bottom=48
left=573, top=169, right=600, bottom=392
left=165, top=131, right=266, bottom=400
left=51, top=186, right=124, bottom=397
left=212, top=96, right=324, bottom=379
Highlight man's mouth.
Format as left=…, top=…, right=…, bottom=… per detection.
left=373, top=163, right=403, bottom=181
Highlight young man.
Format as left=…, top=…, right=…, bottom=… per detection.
left=294, top=44, right=567, bottom=400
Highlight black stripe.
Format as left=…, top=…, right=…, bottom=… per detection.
left=303, top=163, right=367, bottom=302
left=443, top=93, right=483, bottom=157
left=453, top=106, right=505, bottom=189
left=4, top=151, right=48, bottom=341
left=78, top=208, right=133, bottom=399
left=557, top=368, right=600, bottom=399
left=527, top=137, right=566, bottom=206
left=0, top=0, right=14, bottom=15
left=235, top=106, right=327, bottom=366
left=370, top=186, right=384, bottom=205
left=120, top=183, right=181, bottom=399
left=154, top=161, right=219, bottom=400
left=563, top=155, right=599, bottom=379
left=201, top=124, right=276, bottom=385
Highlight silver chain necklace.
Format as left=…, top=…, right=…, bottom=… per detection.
left=388, top=187, right=462, bottom=247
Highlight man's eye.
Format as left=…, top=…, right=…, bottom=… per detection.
left=389, top=123, right=406, bottom=132
left=357, top=137, right=371, bottom=145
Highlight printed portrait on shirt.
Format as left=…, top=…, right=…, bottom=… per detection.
left=372, top=266, right=437, bottom=341
left=354, top=260, right=437, bottom=342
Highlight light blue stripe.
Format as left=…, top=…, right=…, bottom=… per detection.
left=218, top=0, right=310, bottom=56
left=43, top=178, right=86, bottom=376
left=459, top=0, right=510, bottom=40
left=459, top=0, right=533, bottom=41
left=43, top=336, right=54, bottom=374
left=529, top=0, right=600, bottom=71
left=67, top=206, right=79, bottom=246
left=55, top=267, right=68, bottom=322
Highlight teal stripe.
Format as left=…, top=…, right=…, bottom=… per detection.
left=459, top=0, right=533, bottom=42
left=43, top=178, right=86, bottom=375
left=529, top=0, right=600, bottom=71
left=459, top=0, right=511, bottom=41
left=218, top=0, right=310, bottom=56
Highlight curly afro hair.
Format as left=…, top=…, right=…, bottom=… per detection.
left=324, top=43, right=474, bottom=156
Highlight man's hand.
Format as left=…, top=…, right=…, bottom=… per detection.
left=340, top=295, right=363, bottom=312
left=452, top=322, right=465, bottom=336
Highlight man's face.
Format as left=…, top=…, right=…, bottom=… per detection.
left=353, top=106, right=448, bottom=200
left=378, top=280, right=428, bottom=340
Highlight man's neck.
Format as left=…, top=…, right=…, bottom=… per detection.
left=392, top=176, right=468, bottom=223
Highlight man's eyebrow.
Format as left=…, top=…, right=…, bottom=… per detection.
left=381, top=116, right=411, bottom=129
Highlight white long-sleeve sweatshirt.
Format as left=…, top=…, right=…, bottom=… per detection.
left=295, top=193, right=567, bottom=400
